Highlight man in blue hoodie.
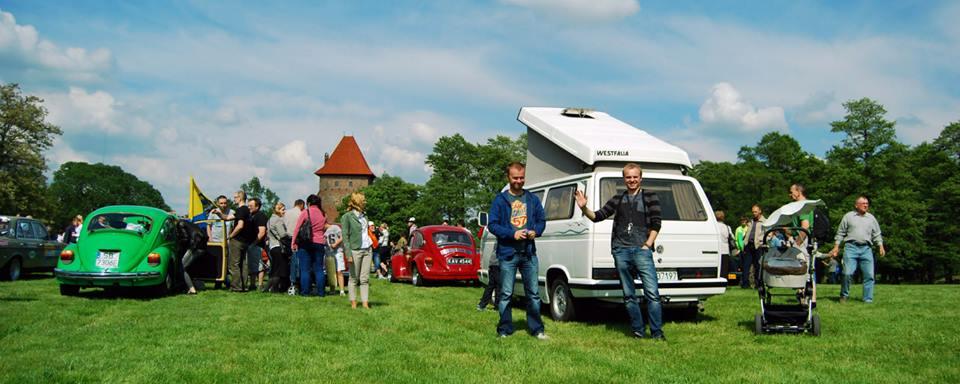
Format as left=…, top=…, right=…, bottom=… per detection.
left=487, top=162, right=548, bottom=340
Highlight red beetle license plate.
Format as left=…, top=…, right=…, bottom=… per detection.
left=448, top=257, right=471, bottom=265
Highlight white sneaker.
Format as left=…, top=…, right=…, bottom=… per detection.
left=536, top=333, right=550, bottom=341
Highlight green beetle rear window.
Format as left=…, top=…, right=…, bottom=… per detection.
left=88, top=213, right=153, bottom=235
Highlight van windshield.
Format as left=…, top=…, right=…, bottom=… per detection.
left=599, top=178, right=708, bottom=221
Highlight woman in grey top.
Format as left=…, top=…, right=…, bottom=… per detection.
left=266, top=202, right=292, bottom=293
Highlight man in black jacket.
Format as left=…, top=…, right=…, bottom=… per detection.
left=575, top=163, right=665, bottom=340
left=177, top=219, right=209, bottom=294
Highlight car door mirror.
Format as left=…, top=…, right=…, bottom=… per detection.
left=477, top=212, right=488, bottom=227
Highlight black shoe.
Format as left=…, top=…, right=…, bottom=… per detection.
left=651, top=333, right=667, bottom=341
left=632, top=331, right=646, bottom=339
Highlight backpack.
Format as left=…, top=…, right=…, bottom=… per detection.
left=296, top=208, right=313, bottom=245
left=812, top=207, right=831, bottom=243
left=367, top=226, right=380, bottom=249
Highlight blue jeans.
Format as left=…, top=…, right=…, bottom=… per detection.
left=613, top=246, right=663, bottom=336
left=496, top=252, right=544, bottom=336
left=840, top=243, right=875, bottom=302
left=290, top=250, right=299, bottom=287
left=296, top=242, right=326, bottom=297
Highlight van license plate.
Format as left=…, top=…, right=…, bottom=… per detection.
left=96, top=251, right=120, bottom=269
left=657, top=271, right=678, bottom=282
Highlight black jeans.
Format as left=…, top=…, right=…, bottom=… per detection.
left=741, top=243, right=761, bottom=288
left=267, top=246, right=290, bottom=293
left=478, top=264, right=501, bottom=309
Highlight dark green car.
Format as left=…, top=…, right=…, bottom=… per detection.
left=0, top=215, right=63, bottom=281
left=55, top=205, right=180, bottom=296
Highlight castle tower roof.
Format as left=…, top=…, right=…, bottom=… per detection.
left=314, top=136, right=375, bottom=177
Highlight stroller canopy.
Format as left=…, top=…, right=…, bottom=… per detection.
left=762, top=199, right=825, bottom=230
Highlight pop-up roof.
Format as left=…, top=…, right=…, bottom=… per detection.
left=519, top=107, right=692, bottom=168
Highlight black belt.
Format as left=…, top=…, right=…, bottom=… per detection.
left=846, top=240, right=870, bottom=246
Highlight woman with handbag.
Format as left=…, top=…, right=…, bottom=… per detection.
left=342, top=192, right=374, bottom=309
left=291, top=194, right=328, bottom=297
left=266, top=202, right=292, bottom=293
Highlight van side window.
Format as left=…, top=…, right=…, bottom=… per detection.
left=600, top=178, right=707, bottom=221
left=544, top=185, right=576, bottom=221
left=31, top=222, right=48, bottom=240
left=532, top=191, right=545, bottom=206
left=16, top=220, right=35, bottom=239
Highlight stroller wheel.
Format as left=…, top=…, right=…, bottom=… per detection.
left=754, top=313, right=763, bottom=335
left=811, top=314, right=821, bottom=336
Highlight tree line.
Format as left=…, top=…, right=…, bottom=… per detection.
left=691, top=98, right=960, bottom=284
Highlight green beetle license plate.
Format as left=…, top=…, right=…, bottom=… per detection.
left=96, top=251, right=120, bottom=269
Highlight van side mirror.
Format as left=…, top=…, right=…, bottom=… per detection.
left=477, top=212, right=488, bottom=227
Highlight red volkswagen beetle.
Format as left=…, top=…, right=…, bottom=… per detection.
left=390, top=225, right=478, bottom=286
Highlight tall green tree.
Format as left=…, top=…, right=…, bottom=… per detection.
left=827, top=97, right=898, bottom=182
left=471, top=133, right=527, bottom=213
left=423, top=134, right=478, bottom=223
left=0, top=83, right=62, bottom=218
left=240, top=177, right=279, bottom=218
left=48, top=162, right=170, bottom=227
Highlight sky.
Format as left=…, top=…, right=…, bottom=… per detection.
left=2, top=0, right=958, bottom=214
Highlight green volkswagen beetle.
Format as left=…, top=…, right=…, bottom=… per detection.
left=55, top=205, right=181, bottom=296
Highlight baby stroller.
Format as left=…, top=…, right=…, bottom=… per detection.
left=753, top=200, right=824, bottom=336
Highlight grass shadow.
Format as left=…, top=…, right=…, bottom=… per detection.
left=0, top=296, right=38, bottom=302
left=68, top=286, right=170, bottom=301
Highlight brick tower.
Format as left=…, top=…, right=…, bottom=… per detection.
left=314, top=136, right=375, bottom=223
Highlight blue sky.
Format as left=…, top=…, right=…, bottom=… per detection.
left=2, top=1, right=958, bottom=213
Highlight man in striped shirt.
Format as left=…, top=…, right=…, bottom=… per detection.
left=575, top=163, right=665, bottom=341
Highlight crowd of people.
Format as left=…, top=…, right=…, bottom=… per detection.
left=193, top=190, right=412, bottom=309
left=716, top=184, right=885, bottom=306
left=45, top=163, right=884, bottom=339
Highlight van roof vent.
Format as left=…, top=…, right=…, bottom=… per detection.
left=561, top=108, right=595, bottom=118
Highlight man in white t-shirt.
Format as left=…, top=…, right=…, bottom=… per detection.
left=206, top=195, right=234, bottom=243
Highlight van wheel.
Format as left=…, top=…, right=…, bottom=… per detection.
left=549, top=277, right=576, bottom=321
left=60, top=284, right=80, bottom=296
left=2, top=257, right=22, bottom=281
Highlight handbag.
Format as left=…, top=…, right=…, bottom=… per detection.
left=296, top=208, right=313, bottom=245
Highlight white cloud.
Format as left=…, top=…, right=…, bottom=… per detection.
left=793, top=91, right=840, bottom=126
left=380, top=144, right=425, bottom=169
left=410, top=122, right=439, bottom=144
left=502, top=0, right=640, bottom=22
left=698, top=82, right=787, bottom=132
left=273, top=140, right=314, bottom=169
left=0, top=9, right=112, bottom=82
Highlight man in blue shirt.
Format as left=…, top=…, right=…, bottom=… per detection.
left=487, top=162, right=548, bottom=340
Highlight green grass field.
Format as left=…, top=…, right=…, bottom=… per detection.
left=1, top=275, right=958, bottom=383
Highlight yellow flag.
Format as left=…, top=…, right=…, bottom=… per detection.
left=188, top=176, right=213, bottom=221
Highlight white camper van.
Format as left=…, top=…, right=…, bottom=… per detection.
left=478, top=107, right=727, bottom=321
